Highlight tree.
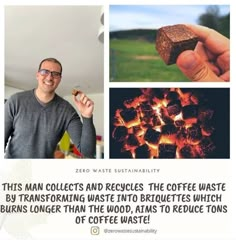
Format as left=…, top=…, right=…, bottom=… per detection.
left=198, top=5, right=230, bottom=38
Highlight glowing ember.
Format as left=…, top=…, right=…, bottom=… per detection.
left=111, top=88, right=222, bottom=159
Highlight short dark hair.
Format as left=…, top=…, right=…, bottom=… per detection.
left=38, top=58, right=63, bottom=74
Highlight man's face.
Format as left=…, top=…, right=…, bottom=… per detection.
left=36, top=61, right=62, bottom=94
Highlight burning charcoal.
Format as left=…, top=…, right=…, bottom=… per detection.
left=167, top=100, right=182, bottom=116
left=179, top=145, right=196, bottom=158
left=198, top=106, right=214, bottom=122
left=155, top=24, right=198, bottom=65
left=182, top=105, right=198, bottom=120
left=196, top=137, right=216, bottom=158
left=135, top=144, right=151, bottom=158
left=160, top=108, right=174, bottom=124
left=120, top=108, right=137, bottom=122
left=140, top=115, right=152, bottom=124
left=175, top=120, right=185, bottom=127
left=152, top=89, right=166, bottom=100
left=113, top=117, right=123, bottom=126
left=141, top=123, right=153, bottom=130
left=150, top=98, right=158, bottom=107
left=190, top=94, right=199, bottom=104
left=166, top=91, right=180, bottom=102
left=120, top=108, right=139, bottom=128
left=124, top=99, right=136, bottom=109
left=161, top=124, right=178, bottom=135
left=140, top=88, right=154, bottom=97
left=201, top=122, right=215, bottom=136
left=140, top=103, right=154, bottom=117
left=132, top=126, right=144, bottom=136
left=126, top=134, right=139, bottom=147
left=144, top=128, right=161, bottom=144
left=159, top=144, right=177, bottom=158
left=119, top=150, right=133, bottom=158
left=186, top=123, right=202, bottom=143
left=140, top=102, right=153, bottom=111
left=137, top=95, right=150, bottom=105
left=160, top=88, right=171, bottom=96
left=111, top=88, right=219, bottom=159
left=112, top=126, right=128, bottom=142
left=152, top=115, right=162, bottom=126
left=176, top=127, right=187, bottom=144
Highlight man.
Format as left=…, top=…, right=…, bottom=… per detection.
left=5, top=57, right=96, bottom=158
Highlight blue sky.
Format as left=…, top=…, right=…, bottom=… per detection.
left=110, top=5, right=230, bottom=31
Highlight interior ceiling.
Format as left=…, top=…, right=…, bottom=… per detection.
left=5, top=5, right=104, bottom=97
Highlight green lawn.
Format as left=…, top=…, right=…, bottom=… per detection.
left=110, top=39, right=190, bottom=82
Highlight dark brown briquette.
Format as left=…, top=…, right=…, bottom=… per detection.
left=120, top=108, right=138, bottom=123
left=167, top=100, right=182, bottom=116
left=135, top=144, right=151, bottom=158
left=144, top=128, right=161, bottom=144
left=159, top=144, right=177, bottom=158
left=112, top=126, right=128, bottom=142
left=156, top=24, right=198, bottom=65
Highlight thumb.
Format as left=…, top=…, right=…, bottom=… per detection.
left=176, top=50, right=223, bottom=82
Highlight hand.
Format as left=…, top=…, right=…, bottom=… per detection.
left=176, top=24, right=230, bottom=82
left=73, top=92, right=94, bottom=118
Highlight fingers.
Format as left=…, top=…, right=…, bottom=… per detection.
left=220, top=70, right=230, bottom=82
left=176, top=50, right=224, bottom=82
left=73, top=92, right=94, bottom=107
left=185, top=24, right=229, bottom=55
left=179, top=25, right=230, bottom=81
left=216, top=50, right=230, bottom=73
left=194, top=42, right=221, bottom=76
left=195, top=42, right=215, bottom=62
left=73, top=91, right=94, bottom=118
left=79, top=93, right=94, bottom=108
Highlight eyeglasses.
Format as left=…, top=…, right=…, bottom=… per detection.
left=38, top=69, right=61, bottom=78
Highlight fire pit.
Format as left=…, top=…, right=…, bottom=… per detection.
left=110, top=88, right=229, bottom=159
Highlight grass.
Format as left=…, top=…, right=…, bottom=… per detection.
left=110, top=39, right=190, bottom=82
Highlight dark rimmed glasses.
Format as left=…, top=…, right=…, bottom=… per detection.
left=38, top=69, right=61, bottom=78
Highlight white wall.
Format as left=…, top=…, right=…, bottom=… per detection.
left=63, top=93, right=104, bottom=140
left=5, top=85, right=24, bottom=99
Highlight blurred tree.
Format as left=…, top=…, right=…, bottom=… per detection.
left=198, top=5, right=230, bottom=38
left=218, top=13, right=230, bottom=38
left=198, top=6, right=220, bottom=30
